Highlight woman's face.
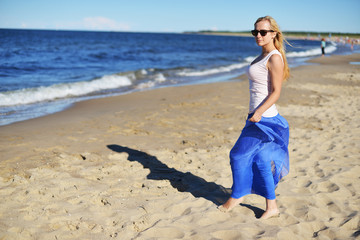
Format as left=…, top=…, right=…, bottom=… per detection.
left=253, top=20, right=276, bottom=47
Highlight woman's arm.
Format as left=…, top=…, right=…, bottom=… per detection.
left=249, top=54, right=284, bottom=122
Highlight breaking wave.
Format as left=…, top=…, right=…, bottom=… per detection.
left=0, top=74, right=132, bottom=107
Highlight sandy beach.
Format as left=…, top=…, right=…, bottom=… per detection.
left=0, top=53, right=359, bottom=239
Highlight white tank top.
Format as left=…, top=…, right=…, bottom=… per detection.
left=246, top=49, right=283, bottom=117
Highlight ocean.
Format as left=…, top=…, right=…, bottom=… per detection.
left=0, top=29, right=357, bottom=126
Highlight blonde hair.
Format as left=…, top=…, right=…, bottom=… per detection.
left=255, top=16, right=290, bottom=81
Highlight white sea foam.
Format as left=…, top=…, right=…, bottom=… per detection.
left=136, top=81, right=156, bottom=89
left=177, top=62, right=248, bottom=77
left=286, top=44, right=337, bottom=58
left=154, top=73, right=166, bottom=82
left=244, top=56, right=257, bottom=63
left=243, top=44, right=338, bottom=61
left=0, top=74, right=132, bottom=107
left=135, top=73, right=167, bottom=90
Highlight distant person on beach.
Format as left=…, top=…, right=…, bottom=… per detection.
left=321, top=38, right=326, bottom=56
left=218, top=16, right=290, bottom=219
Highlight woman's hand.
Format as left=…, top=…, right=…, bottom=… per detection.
left=249, top=111, right=262, bottom=122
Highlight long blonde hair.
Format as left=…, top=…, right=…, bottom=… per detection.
left=255, top=16, right=290, bottom=81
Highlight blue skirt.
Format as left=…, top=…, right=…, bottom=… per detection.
left=230, top=114, right=289, bottom=200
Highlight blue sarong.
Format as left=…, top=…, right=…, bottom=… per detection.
left=230, top=114, right=289, bottom=200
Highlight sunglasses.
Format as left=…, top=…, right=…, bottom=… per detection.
left=251, top=29, right=274, bottom=37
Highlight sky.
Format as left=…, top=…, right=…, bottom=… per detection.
left=1, top=0, right=359, bottom=33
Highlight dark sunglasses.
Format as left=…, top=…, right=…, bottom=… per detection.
left=251, top=29, right=274, bottom=37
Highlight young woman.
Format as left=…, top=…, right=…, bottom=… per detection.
left=219, top=16, right=290, bottom=219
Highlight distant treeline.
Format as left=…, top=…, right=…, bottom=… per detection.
left=283, top=31, right=360, bottom=38
left=187, top=30, right=360, bottom=38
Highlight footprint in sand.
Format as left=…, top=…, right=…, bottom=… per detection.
left=293, top=205, right=309, bottom=219
left=339, top=212, right=360, bottom=231
left=291, top=178, right=312, bottom=194
left=345, top=183, right=356, bottom=197
left=295, top=168, right=307, bottom=177
left=211, top=228, right=258, bottom=240
left=317, top=181, right=340, bottom=193
left=196, top=211, right=230, bottom=226
left=314, top=163, right=325, bottom=178
left=139, top=227, right=185, bottom=239
left=326, top=201, right=341, bottom=213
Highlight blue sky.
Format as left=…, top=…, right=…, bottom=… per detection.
left=1, top=0, right=359, bottom=33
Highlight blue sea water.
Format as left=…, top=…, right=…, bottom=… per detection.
left=0, top=29, right=357, bottom=126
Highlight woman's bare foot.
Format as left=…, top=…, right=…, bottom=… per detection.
left=218, top=197, right=243, bottom=212
left=260, top=209, right=280, bottom=219
left=260, top=198, right=280, bottom=219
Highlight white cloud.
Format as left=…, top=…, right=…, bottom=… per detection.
left=82, top=17, right=131, bottom=31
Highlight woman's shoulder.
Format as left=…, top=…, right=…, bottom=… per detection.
left=267, top=53, right=284, bottom=70
left=269, top=49, right=281, bottom=56
left=268, top=50, right=283, bottom=64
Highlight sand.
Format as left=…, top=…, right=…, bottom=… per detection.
left=0, top=53, right=359, bottom=239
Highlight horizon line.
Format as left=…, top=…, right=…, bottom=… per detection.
left=1, top=27, right=359, bottom=36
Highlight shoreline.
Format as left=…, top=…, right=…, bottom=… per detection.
left=0, top=53, right=359, bottom=239
left=189, top=31, right=360, bottom=44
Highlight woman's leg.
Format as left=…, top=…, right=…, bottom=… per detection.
left=261, top=199, right=280, bottom=219
left=219, top=160, right=250, bottom=211
left=220, top=126, right=262, bottom=211
left=252, top=149, right=280, bottom=219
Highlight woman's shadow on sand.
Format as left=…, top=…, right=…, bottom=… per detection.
left=107, top=144, right=264, bottom=217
